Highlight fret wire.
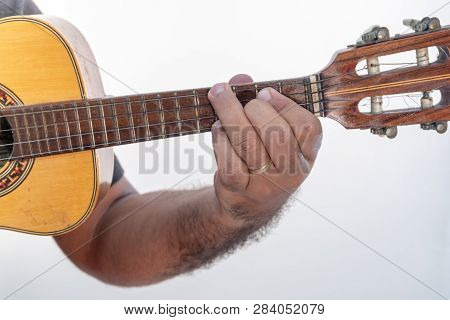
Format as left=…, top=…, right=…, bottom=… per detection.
left=31, top=109, right=43, bottom=154
left=99, top=99, right=109, bottom=145
left=174, top=92, right=182, bottom=135
left=50, top=108, right=61, bottom=152
left=2, top=86, right=311, bottom=130
left=73, top=102, right=83, bottom=149
left=126, top=96, right=137, bottom=142
left=141, top=95, right=150, bottom=141
left=6, top=97, right=335, bottom=154
left=22, top=111, right=33, bottom=153
left=10, top=112, right=23, bottom=156
left=85, top=100, right=95, bottom=147
left=112, top=99, right=121, bottom=144
left=61, top=106, right=72, bottom=151
left=38, top=105, right=50, bottom=153
left=4, top=91, right=314, bottom=137
left=6, top=103, right=211, bottom=133
left=10, top=115, right=218, bottom=153
left=193, top=90, right=200, bottom=133
left=157, top=94, right=166, bottom=138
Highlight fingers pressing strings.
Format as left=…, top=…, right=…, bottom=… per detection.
left=208, top=83, right=272, bottom=173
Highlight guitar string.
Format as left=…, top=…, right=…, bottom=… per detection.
left=2, top=128, right=215, bottom=162
left=12, top=49, right=447, bottom=121
left=0, top=88, right=434, bottom=135
left=0, top=64, right=377, bottom=120
left=0, top=86, right=436, bottom=153
left=0, top=59, right=426, bottom=131
left=1, top=92, right=311, bottom=133
left=1, top=93, right=438, bottom=163
left=3, top=59, right=437, bottom=141
left=0, top=95, right=446, bottom=161
left=0, top=62, right=443, bottom=154
left=1, top=63, right=443, bottom=137
left=0, top=91, right=442, bottom=162
left=0, top=63, right=447, bottom=152
left=0, top=94, right=315, bottom=151
left=0, top=42, right=446, bottom=122
left=4, top=60, right=420, bottom=121
left=0, top=96, right=367, bottom=157
left=0, top=86, right=445, bottom=154
left=0, top=61, right=430, bottom=133
left=0, top=115, right=218, bottom=161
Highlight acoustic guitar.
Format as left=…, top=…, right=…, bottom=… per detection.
left=0, top=15, right=447, bottom=235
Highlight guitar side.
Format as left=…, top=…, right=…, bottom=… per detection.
left=0, top=15, right=113, bottom=235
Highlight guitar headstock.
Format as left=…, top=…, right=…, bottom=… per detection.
left=321, top=17, right=450, bottom=138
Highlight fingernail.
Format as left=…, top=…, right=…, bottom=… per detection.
left=257, top=88, right=272, bottom=102
left=209, top=83, right=226, bottom=97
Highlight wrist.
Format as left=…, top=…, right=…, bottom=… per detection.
left=212, top=189, right=276, bottom=232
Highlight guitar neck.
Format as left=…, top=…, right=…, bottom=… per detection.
left=3, top=75, right=324, bottom=160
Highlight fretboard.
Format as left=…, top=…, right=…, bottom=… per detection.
left=2, top=75, right=324, bottom=160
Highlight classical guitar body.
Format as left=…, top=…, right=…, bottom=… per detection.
left=0, top=15, right=113, bottom=235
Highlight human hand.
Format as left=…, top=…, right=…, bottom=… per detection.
left=209, top=74, right=322, bottom=222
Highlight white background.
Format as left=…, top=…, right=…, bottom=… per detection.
left=0, top=0, right=449, bottom=299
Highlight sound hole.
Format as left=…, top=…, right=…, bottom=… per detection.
left=0, top=116, right=13, bottom=168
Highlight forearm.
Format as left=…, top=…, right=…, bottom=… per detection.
left=83, top=186, right=270, bottom=286
left=55, top=74, right=321, bottom=287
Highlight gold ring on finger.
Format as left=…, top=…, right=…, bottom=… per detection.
left=248, top=160, right=273, bottom=175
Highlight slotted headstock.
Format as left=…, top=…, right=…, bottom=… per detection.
left=321, top=17, right=450, bottom=138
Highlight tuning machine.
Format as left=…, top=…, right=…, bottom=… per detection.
left=403, top=17, right=441, bottom=32
left=356, top=26, right=396, bottom=138
left=403, top=17, right=446, bottom=134
left=418, top=92, right=447, bottom=134
left=356, top=25, right=390, bottom=46
left=420, top=122, right=447, bottom=134
left=370, top=127, right=398, bottom=139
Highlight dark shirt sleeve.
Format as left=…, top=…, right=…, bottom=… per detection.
left=0, top=0, right=41, bottom=17
left=112, top=155, right=124, bottom=184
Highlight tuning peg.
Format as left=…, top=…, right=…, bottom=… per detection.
left=421, top=121, right=448, bottom=134
left=403, top=17, right=441, bottom=32
left=436, top=122, right=448, bottom=134
left=356, top=25, right=390, bottom=45
left=371, top=127, right=398, bottom=139
left=418, top=92, right=447, bottom=134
